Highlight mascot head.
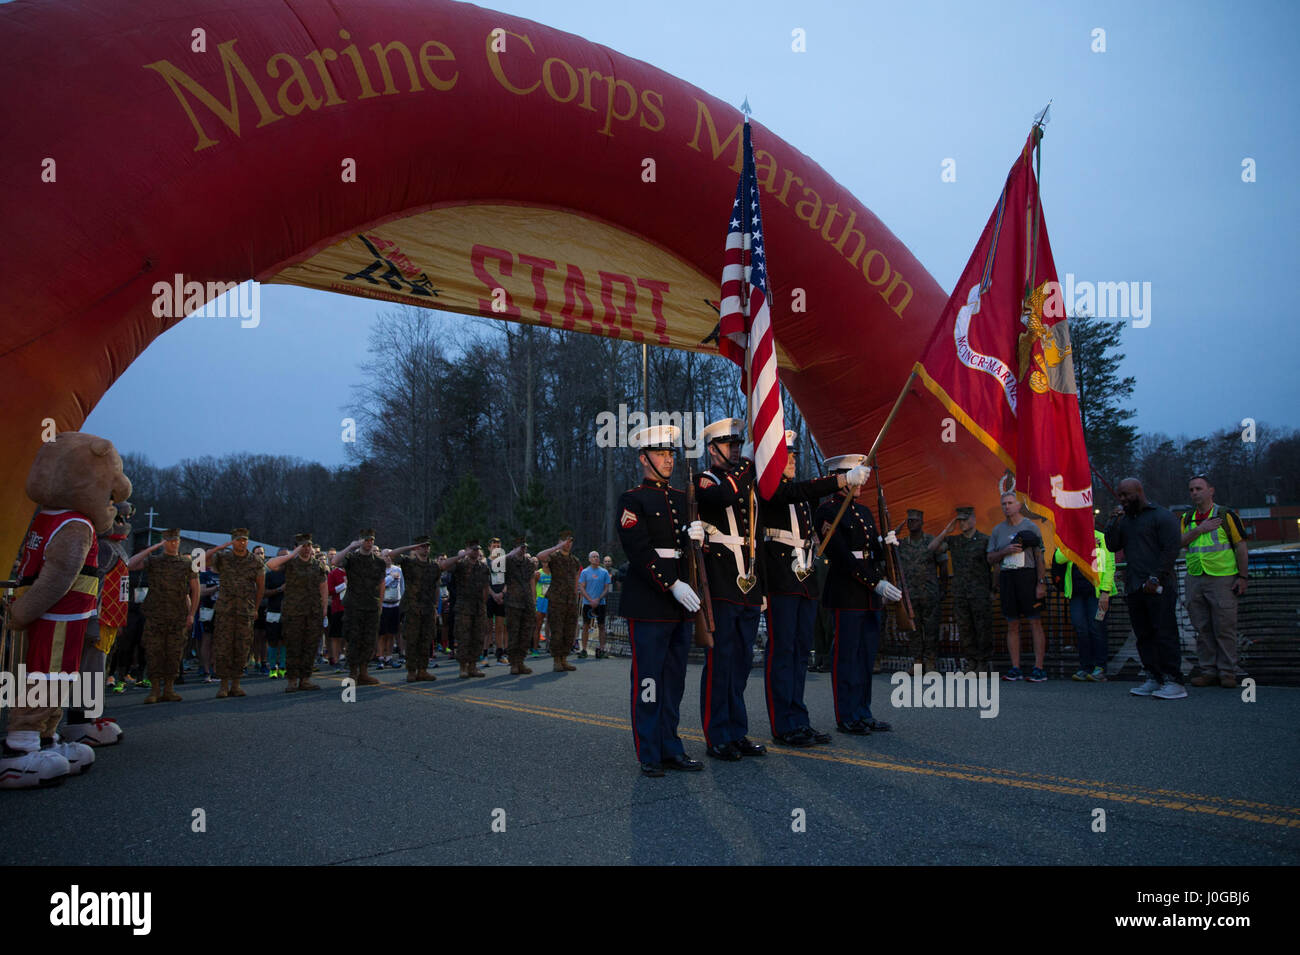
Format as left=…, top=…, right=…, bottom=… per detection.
left=25, top=432, right=132, bottom=534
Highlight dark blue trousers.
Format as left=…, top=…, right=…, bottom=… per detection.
left=1069, top=595, right=1108, bottom=670
left=627, top=618, right=689, bottom=765
left=765, top=594, right=816, bottom=736
left=831, top=608, right=881, bottom=725
left=700, top=602, right=760, bottom=747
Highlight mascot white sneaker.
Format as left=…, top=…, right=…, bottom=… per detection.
left=60, top=717, right=123, bottom=747
left=0, top=732, right=71, bottom=789
left=42, top=733, right=95, bottom=774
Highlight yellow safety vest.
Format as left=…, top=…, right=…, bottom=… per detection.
left=1183, top=505, right=1238, bottom=576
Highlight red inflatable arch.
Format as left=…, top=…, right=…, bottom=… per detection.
left=0, top=0, right=1006, bottom=562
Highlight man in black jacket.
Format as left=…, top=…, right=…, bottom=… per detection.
left=1104, top=478, right=1186, bottom=700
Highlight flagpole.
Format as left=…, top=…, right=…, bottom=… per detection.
left=738, top=111, right=760, bottom=585
left=1025, top=101, right=1050, bottom=301
left=816, top=367, right=917, bottom=557
left=739, top=105, right=755, bottom=456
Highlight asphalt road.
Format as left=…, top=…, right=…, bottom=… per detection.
left=3, top=653, right=1297, bottom=866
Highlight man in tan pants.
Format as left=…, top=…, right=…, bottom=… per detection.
left=1180, top=476, right=1249, bottom=688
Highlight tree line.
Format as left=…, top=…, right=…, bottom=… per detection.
left=118, top=309, right=1298, bottom=555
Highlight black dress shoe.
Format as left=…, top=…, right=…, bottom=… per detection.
left=836, top=721, right=871, bottom=736
left=706, top=743, right=742, bottom=761
left=863, top=718, right=892, bottom=732
left=661, top=753, right=703, bottom=772
left=772, top=731, right=814, bottom=748
left=804, top=726, right=833, bottom=745
left=640, top=762, right=665, bottom=777
left=733, top=737, right=767, bottom=757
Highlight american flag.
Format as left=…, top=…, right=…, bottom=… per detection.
left=717, top=119, right=788, bottom=499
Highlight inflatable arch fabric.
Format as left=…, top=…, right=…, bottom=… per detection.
left=0, top=0, right=1008, bottom=563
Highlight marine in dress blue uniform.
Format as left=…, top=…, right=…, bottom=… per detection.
left=760, top=432, right=869, bottom=746
left=814, top=454, right=903, bottom=735
left=616, top=425, right=706, bottom=777
left=694, top=418, right=768, bottom=762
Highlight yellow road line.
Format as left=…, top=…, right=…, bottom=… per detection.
left=329, top=676, right=1300, bottom=828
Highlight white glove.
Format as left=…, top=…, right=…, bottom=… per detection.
left=687, top=520, right=706, bottom=544
left=875, top=580, right=903, bottom=602
left=846, top=464, right=871, bottom=488
left=883, top=530, right=899, bottom=547
left=670, top=579, right=701, bottom=613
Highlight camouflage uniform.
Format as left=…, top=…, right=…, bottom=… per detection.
left=281, top=556, right=326, bottom=682
left=212, top=550, right=265, bottom=679
left=396, top=553, right=438, bottom=675
left=141, top=553, right=197, bottom=684
left=897, top=533, right=942, bottom=665
left=341, top=550, right=386, bottom=672
left=503, top=552, right=536, bottom=668
left=545, top=550, right=582, bottom=662
left=941, top=530, right=994, bottom=667
left=453, top=558, right=490, bottom=666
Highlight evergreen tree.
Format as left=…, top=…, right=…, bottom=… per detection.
left=433, top=473, right=490, bottom=554
left=1070, top=311, right=1137, bottom=487
left=512, top=474, right=560, bottom=548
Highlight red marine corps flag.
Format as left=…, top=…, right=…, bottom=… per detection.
left=913, top=122, right=1098, bottom=582
left=716, top=115, right=789, bottom=500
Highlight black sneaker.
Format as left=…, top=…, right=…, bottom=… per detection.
left=578, top=649, right=588, bottom=659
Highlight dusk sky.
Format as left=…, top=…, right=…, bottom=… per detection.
left=82, top=0, right=1300, bottom=466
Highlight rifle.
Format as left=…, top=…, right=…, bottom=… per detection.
left=685, top=462, right=715, bottom=648
left=873, top=456, right=916, bottom=631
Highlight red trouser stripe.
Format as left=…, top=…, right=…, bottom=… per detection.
left=629, top=620, right=640, bottom=761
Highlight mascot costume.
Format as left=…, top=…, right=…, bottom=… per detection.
left=1, top=432, right=132, bottom=788
left=62, top=501, right=133, bottom=746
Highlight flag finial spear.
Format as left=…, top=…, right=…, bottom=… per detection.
left=1032, top=100, right=1052, bottom=137
left=740, top=96, right=752, bottom=118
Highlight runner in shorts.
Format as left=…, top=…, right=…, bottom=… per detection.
left=987, top=491, right=1049, bottom=683
left=534, top=559, right=550, bottom=655
left=578, top=550, right=612, bottom=659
